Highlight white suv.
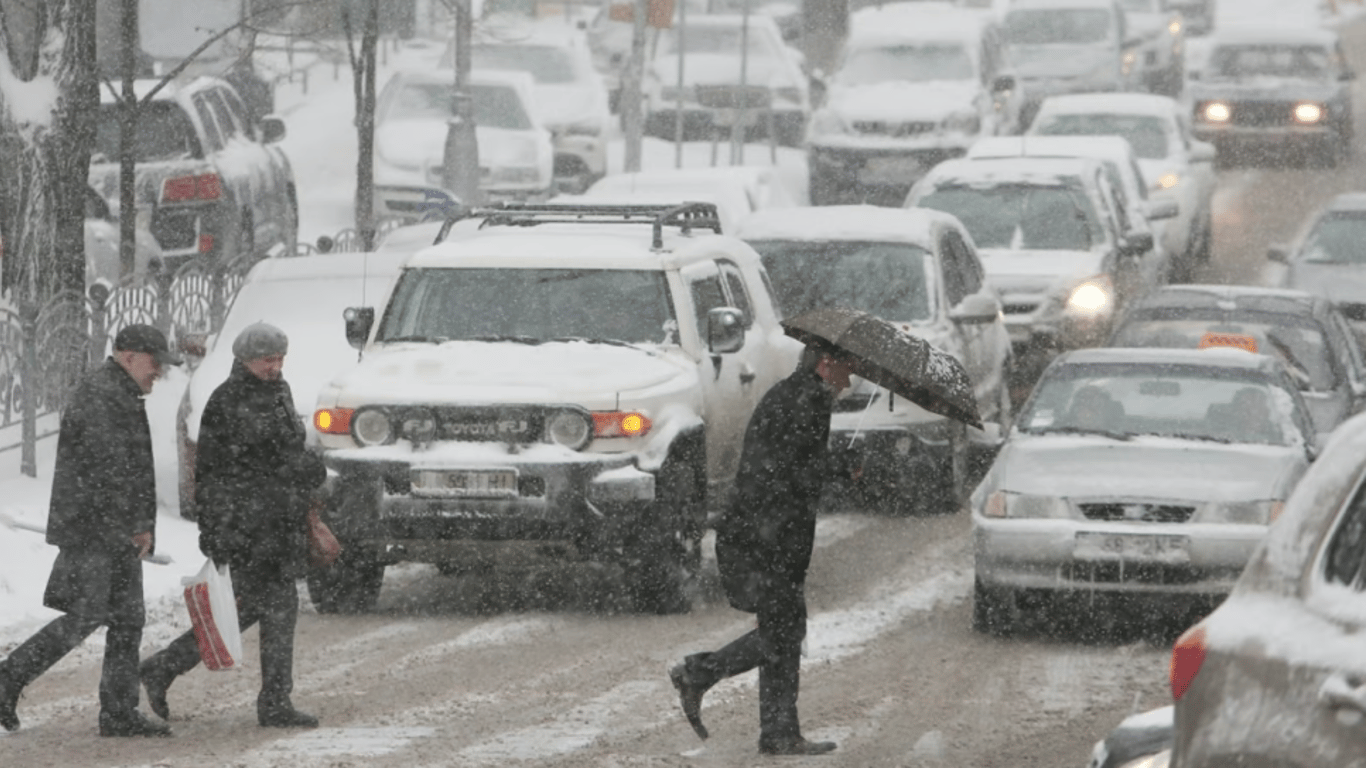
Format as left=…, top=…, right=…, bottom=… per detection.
left=309, top=203, right=793, bottom=614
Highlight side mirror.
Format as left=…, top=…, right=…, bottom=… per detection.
left=949, top=293, right=1002, bottom=325
left=1145, top=198, right=1180, bottom=221
left=1267, top=244, right=1290, bottom=263
left=708, top=307, right=746, bottom=354
left=1120, top=231, right=1155, bottom=256
left=992, top=74, right=1016, bottom=93
left=260, top=115, right=287, bottom=144
left=1190, top=141, right=1216, bottom=163
left=344, top=306, right=375, bottom=350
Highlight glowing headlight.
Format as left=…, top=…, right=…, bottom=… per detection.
left=1066, top=276, right=1114, bottom=315
left=545, top=409, right=592, bottom=450
left=352, top=408, right=394, bottom=446
left=1294, top=102, right=1324, bottom=124
left=1169, top=19, right=1182, bottom=35
left=1203, top=101, right=1230, bottom=122
left=982, top=491, right=1070, bottom=518
left=1152, top=173, right=1180, bottom=192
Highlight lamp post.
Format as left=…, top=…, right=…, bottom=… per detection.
left=442, top=0, right=481, bottom=205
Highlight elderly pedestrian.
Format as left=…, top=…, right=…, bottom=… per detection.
left=668, top=344, right=854, bottom=756
left=0, top=324, right=180, bottom=736
left=138, top=322, right=325, bottom=728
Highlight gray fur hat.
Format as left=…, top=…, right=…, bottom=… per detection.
left=232, top=322, right=288, bottom=361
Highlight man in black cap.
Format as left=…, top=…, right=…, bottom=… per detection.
left=139, top=322, right=326, bottom=728
left=0, top=323, right=180, bottom=737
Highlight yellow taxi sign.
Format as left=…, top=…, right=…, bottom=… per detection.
left=1198, top=332, right=1258, bottom=353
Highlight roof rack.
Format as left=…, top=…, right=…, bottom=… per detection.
left=434, top=201, right=723, bottom=250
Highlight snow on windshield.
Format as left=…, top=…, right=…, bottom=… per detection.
left=386, top=81, right=532, bottom=130
left=1005, top=9, right=1112, bottom=45
left=1211, top=44, right=1332, bottom=80
left=835, top=44, right=976, bottom=85
left=656, top=25, right=776, bottom=57
left=1031, top=114, right=1169, bottom=159
left=748, top=240, right=934, bottom=322
left=915, top=185, right=1100, bottom=251
left=377, top=268, right=677, bottom=345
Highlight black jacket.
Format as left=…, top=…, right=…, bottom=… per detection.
left=196, top=361, right=325, bottom=577
left=46, top=359, right=156, bottom=552
left=715, top=366, right=835, bottom=607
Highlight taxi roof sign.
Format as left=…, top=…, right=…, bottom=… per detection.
left=1198, top=332, right=1258, bottom=353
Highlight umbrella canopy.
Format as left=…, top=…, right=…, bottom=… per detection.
left=781, top=307, right=983, bottom=429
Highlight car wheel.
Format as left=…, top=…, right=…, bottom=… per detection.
left=622, top=457, right=703, bottom=614
left=972, top=578, right=1016, bottom=636
left=307, top=549, right=385, bottom=614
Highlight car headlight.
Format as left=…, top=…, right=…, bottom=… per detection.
left=808, top=109, right=849, bottom=138
left=982, top=490, right=1070, bottom=518
left=1202, top=101, right=1230, bottom=123
left=1169, top=18, right=1182, bottom=36
left=1211, top=499, right=1284, bottom=524
left=1294, top=102, right=1324, bottom=124
left=545, top=409, right=592, bottom=450
left=1151, top=172, right=1181, bottom=193
left=943, top=111, right=981, bottom=134
left=352, top=408, right=394, bottom=446
left=1065, top=274, right=1114, bottom=316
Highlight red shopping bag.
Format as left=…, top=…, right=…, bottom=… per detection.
left=183, top=559, right=243, bottom=671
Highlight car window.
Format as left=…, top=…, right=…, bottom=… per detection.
left=689, top=272, right=730, bottom=338
left=220, top=87, right=257, bottom=140
left=915, top=183, right=1102, bottom=251
left=1331, top=311, right=1366, bottom=380
left=1210, top=44, right=1331, bottom=80
left=718, top=260, right=754, bottom=328
left=93, top=101, right=202, bottom=163
left=1004, top=9, right=1113, bottom=45
left=943, top=230, right=984, bottom=301
left=205, top=89, right=242, bottom=142
left=388, top=81, right=533, bottom=130
left=835, top=43, right=977, bottom=86
left=191, top=95, right=225, bottom=152
left=1031, top=114, right=1170, bottom=159
left=748, top=239, right=934, bottom=322
left=472, top=44, right=578, bottom=84
left=1299, top=212, right=1366, bottom=263
left=1323, top=474, right=1366, bottom=590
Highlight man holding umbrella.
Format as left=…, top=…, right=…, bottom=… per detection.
left=668, top=308, right=981, bottom=756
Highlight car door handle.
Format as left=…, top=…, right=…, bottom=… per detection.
left=739, top=363, right=756, bottom=385
left=1319, top=673, right=1366, bottom=714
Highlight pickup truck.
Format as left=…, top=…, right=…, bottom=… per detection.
left=88, top=76, right=298, bottom=274
left=309, top=202, right=796, bottom=614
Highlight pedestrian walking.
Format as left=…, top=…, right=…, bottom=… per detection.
left=668, top=344, right=854, bottom=756
left=139, top=322, right=325, bottom=728
left=0, top=324, right=180, bottom=737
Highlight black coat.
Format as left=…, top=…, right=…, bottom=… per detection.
left=715, top=366, right=836, bottom=611
left=46, top=359, right=156, bottom=552
left=195, top=361, right=325, bottom=578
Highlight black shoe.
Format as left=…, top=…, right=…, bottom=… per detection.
left=668, top=662, right=709, bottom=740
left=140, top=663, right=172, bottom=721
left=98, top=710, right=172, bottom=738
left=258, top=705, right=319, bottom=728
left=759, top=737, right=838, bottom=756
left=0, top=673, right=20, bottom=732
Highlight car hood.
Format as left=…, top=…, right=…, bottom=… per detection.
left=329, top=340, right=693, bottom=405
left=1007, top=45, right=1114, bottom=79
left=1188, top=79, right=1341, bottom=103
left=979, top=247, right=1109, bottom=291
left=1285, top=262, right=1366, bottom=304
left=826, top=80, right=978, bottom=122
left=995, top=436, right=1301, bottom=501
left=376, top=119, right=545, bottom=169
left=653, top=54, right=796, bottom=88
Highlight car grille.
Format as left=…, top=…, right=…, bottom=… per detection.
left=1227, top=101, right=1297, bottom=127
left=1065, top=560, right=1204, bottom=585
left=852, top=120, right=936, bottom=138
left=1002, top=302, right=1040, bottom=316
left=1078, top=502, right=1196, bottom=523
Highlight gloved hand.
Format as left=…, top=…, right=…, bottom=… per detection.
left=277, top=450, right=326, bottom=491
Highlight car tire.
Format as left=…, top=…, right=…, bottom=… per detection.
left=972, top=577, right=1016, bottom=636
left=307, top=549, right=385, bottom=614
left=622, top=456, right=703, bottom=614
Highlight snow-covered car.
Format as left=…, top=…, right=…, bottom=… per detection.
left=904, top=156, right=1161, bottom=377
left=966, top=134, right=1179, bottom=281
left=441, top=30, right=614, bottom=192
left=972, top=347, right=1319, bottom=636
left=1116, top=0, right=1186, bottom=97
left=644, top=13, right=810, bottom=146
left=1001, top=0, right=1144, bottom=127
left=1027, top=93, right=1217, bottom=278
left=309, top=202, right=795, bottom=614
left=806, top=2, right=1023, bottom=206
left=1169, top=407, right=1366, bottom=767
left=569, top=165, right=800, bottom=231
left=175, top=248, right=412, bottom=520
left=1108, top=285, right=1366, bottom=438
left=373, top=69, right=555, bottom=206
left=83, top=185, right=159, bottom=287
left=1189, top=26, right=1355, bottom=166
left=1269, top=192, right=1366, bottom=339
left=1087, top=706, right=1172, bottom=768
left=89, top=75, right=298, bottom=273
left=736, top=205, right=1011, bottom=514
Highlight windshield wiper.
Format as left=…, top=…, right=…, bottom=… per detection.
left=549, top=336, right=651, bottom=352
left=382, top=334, right=445, bottom=343
left=467, top=334, right=543, bottom=344
left=1030, top=425, right=1134, bottom=441
left=1148, top=431, right=1235, bottom=444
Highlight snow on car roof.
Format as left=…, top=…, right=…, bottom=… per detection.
left=734, top=204, right=955, bottom=245
left=921, top=155, right=1099, bottom=187
left=1059, top=346, right=1282, bottom=371
left=1035, top=92, right=1180, bottom=118
left=968, top=135, right=1137, bottom=164
left=403, top=226, right=749, bottom=270
left=1210, top=25, right=1337, bottom=48
left=98, top=76, right=223, bottom=104
left=849, top=3, right=992, bottom=46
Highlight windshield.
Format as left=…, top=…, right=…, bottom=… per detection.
left=94, top=102, right=199, bottom=163
left=1110, top=311, right=1336, bottom=391
left=1005, top=9, right=1113, bottom=45
left=1031, top=114, right=1170, bottom=159
left=377, top=268, right=676, bottom=344
left=1116, top=0, right=1158, bottom=10
left=472, top=45, right=577, bottom=84
left=1210, top=44, right=1332, bottom=80
left=747, top=240, right=934, bottom=321
left=835, top=43, right=976, bottom=85
left=386, top=81, right=532, bottom=129
left=1300, top=212, right=1366, bottom=263
left=1019, top=363, right=1304, bottom=446
left=915, top=184, right=1101, bottom=250
left=656, top=25, right=775, bottom=57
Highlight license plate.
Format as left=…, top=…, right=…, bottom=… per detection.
left=411, top=469, right=518, bottom=498
left=1073, top=532, right=1190, bottom=564
left=860, top=156, right=924, bottom=184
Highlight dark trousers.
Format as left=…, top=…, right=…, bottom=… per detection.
left=0, top=550, right=145, bottom=717
left=141, top=562, right=299, bottom=709
left=684, top=578, right=807, bottom=743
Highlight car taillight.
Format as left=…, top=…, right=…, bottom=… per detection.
left=1170, top=625, right=1207, bottom=701
left=592, top=411, right=652, bottom=438
left=162, top=173, right=222, bottom=203
left=314, top=408, right=354, bottom=435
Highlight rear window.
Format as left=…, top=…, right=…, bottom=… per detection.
left=93, top=101, right=200, bottom=163
left=1031, top=114, right=1169, bottom=159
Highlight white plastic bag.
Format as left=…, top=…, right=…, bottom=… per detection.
left=182, top=559, right=243, bottom=671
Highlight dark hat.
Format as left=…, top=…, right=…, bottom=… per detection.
left=113, top=324, right=182, bottom=366
left=232, top=322, right=289, bottom=361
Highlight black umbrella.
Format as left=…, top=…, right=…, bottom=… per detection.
left=781, top=307, right=983, bottom=430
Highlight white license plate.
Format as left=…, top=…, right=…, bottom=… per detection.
left=860, top=156, right=924, bottom=184
left=411, top=469, right=518, bottom=498
left=1073, top=532, right=1190, bottom=564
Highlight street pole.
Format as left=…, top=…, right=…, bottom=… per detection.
left=443, top=0, right=481, bottom=206
left=119, top=0, right=138, bottom=279
left=621, top=0, right=649, bottom=173
left=730, top=0, right=750, bottom=166
left=673, top=0, right=686, bottom=168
